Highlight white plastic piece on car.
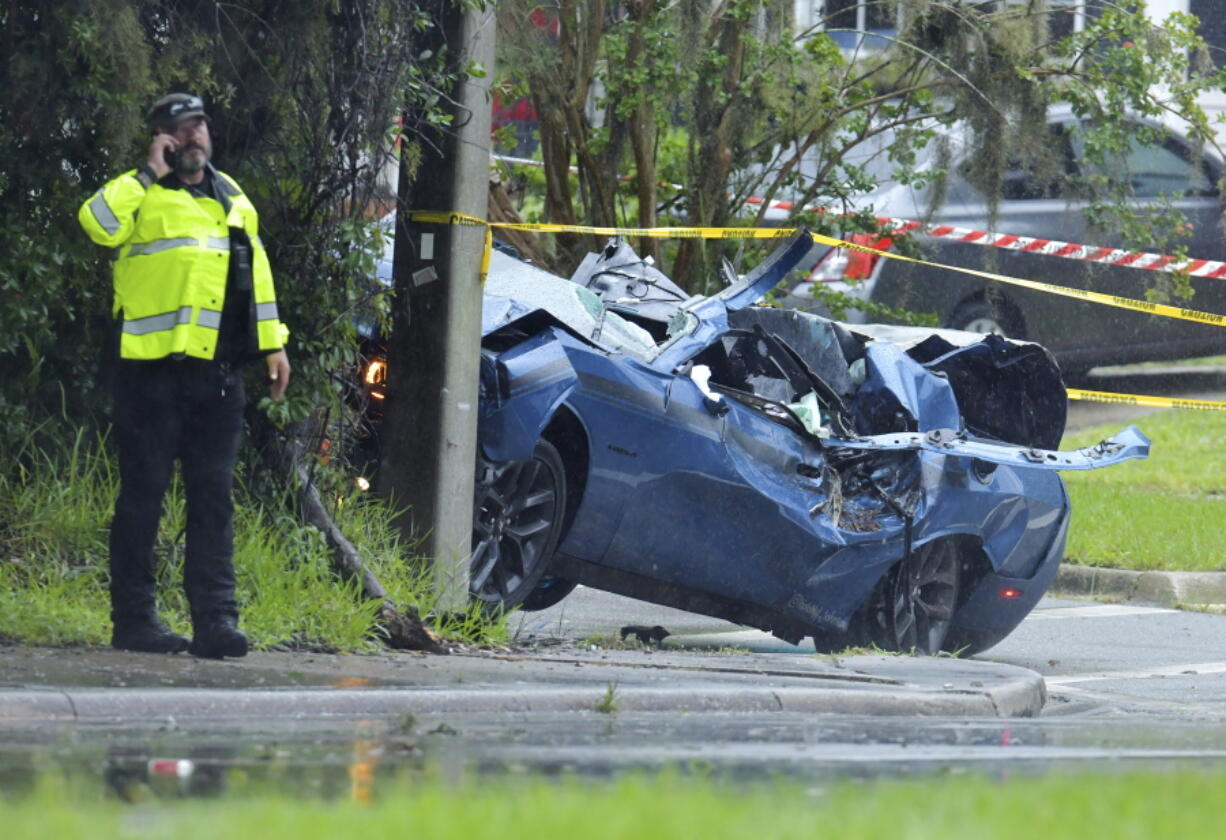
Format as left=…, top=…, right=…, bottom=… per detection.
left=690, top=365, right=723, bottom=404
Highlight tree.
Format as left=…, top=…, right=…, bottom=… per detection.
left=0, top=0, right=464, bottom=648
left=0, top=1, right=440, bottom=445
left=495, top=1, right=1226, bottom=294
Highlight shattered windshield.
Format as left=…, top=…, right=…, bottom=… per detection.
left=486, top=251, right=661, bottom=361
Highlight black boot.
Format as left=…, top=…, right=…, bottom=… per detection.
left=189, top=615, right=248, bottom=659
left=112, top=616, right=189, bottom=654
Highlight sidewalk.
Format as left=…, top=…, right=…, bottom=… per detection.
left=0, top=637, right=1046, bottom=725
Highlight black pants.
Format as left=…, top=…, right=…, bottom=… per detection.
left=109, top=358, right=245, bottom=625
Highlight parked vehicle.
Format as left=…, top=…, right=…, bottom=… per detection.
left=776, top=107, right=1226, bottom=376
left=366, top=230, right=1145, bottom=656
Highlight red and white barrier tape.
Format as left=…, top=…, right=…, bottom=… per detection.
left=494, top=153, right=1226, bottom=280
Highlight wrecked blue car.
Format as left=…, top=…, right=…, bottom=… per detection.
left=459, top=231, right=1147, bottom=655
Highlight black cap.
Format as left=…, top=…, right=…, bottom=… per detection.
left=146, top=93, right=208, bottom=132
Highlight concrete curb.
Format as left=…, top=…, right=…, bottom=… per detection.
left=1053, top=565, right=1226, bottom=609
left=0, top=647, right=1047, bottom=724
left=0, top=676, right=1043, bottom=724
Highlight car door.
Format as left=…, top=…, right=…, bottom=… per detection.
left=599, top=333, right=837, bottom=607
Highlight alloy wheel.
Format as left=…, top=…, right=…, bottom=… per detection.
left=470, top=440, right=566, bottom=610
left=874, top=540, right=960, bottom=654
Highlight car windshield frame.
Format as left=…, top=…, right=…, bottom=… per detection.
left=485, top=250, right=664, bottom=362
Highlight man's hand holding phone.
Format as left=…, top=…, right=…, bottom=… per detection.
left=147, top=133, right=178, bottom=179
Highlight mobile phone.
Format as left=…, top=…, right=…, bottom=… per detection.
left=163, top=145, right=180, bottom=168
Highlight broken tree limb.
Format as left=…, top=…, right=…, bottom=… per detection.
left=488, top=171, right=551, bottom=269
left=263, top=418, right=446, bottom=654
left=293, top=458, right=445, bottom=653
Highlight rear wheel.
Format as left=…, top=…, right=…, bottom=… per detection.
left=868, top=540, right=961, bottom=654
left=470, top=440, right=567, bottom=612
left=949, top=298, right=1025, bottom=339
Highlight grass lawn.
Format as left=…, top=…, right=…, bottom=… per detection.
left=1061, top=408, right=1226, bottom=572
left=0, top=430, right=502, bottom=648
left=7, top=770, right=1226, bottom=839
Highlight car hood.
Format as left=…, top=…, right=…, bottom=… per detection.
left=481, top=230, right=820, bottom=367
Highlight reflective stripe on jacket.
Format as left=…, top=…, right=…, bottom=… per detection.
left=78, top=167, right=288, bottom=361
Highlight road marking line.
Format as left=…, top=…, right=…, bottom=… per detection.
left=1027, top=604, right=1178, bottom=620
left=1047, top=662, right=1226, bottom=685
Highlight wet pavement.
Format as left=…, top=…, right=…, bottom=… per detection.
left=0, top=640, right=1048, bottom=797
left=4, top=632, right=1226, bottom=796
left=5, top=703, right=1226, bottom=801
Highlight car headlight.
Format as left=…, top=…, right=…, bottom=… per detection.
left=364, top=357, right=387, bottom=399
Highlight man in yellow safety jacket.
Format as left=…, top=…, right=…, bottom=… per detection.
left=79, top=93, right=291, bottom=658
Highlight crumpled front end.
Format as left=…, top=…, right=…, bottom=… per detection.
left=706, top=305, right=1143, bottom=641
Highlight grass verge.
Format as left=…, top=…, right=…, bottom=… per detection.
left=0, top=428, right=502, bottom=648
left=7, top=769, right=1226, bottom=839
left=1061, top=408, right=1226, bottom=572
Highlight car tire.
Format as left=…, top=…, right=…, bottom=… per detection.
left=949, top=298, right=1025, bottom=339
left=470, top=440, right=568, bottom=612
left=520, top=576, right=579, bottom=611
left=867, top=540, right=961, bottom=655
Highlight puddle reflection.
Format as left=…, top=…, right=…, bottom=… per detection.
left=4, top=713, right=1226, bottom=805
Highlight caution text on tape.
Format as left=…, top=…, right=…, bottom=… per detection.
left=1067, top=389, right=1226, bottom=413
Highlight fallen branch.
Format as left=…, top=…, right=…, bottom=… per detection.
left=262, top=418, right=446, bottom=654
left=488, top=171, right=551, bottom=269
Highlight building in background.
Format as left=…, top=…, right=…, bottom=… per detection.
left=793, top=1, right=1226, bottom=119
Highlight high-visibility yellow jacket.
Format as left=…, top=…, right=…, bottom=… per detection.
left=78, top=166, right=288, bottom=361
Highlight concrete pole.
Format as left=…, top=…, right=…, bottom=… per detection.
left=384, top=2, right=495, bottom=612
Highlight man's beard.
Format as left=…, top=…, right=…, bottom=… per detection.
left=174, top=143, right=210, bottom=175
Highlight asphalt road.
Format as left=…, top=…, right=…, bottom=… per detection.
left=500, top=584, right=1226, bottom=775
left=516, top=587, right=1226, bottom=718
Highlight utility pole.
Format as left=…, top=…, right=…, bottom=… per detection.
left=382, top=2, right=495, bottom=612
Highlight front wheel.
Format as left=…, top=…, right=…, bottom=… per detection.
left=470, top=440, right=567, bottom=612
left=867, top=540, right=961, bottom=655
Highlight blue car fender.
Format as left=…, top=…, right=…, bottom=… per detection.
left=479, top=328, right=579, bottom=463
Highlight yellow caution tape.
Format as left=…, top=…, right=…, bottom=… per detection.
left=481, top=224, right=492, bottom=282
left=411, top=210, right=1226, bottom=414
left=806, top=231, right=1226, bottom=330
left=1067, top=388, right=1226, bottom=412
left=409, top=211, right=1226, bottom=330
